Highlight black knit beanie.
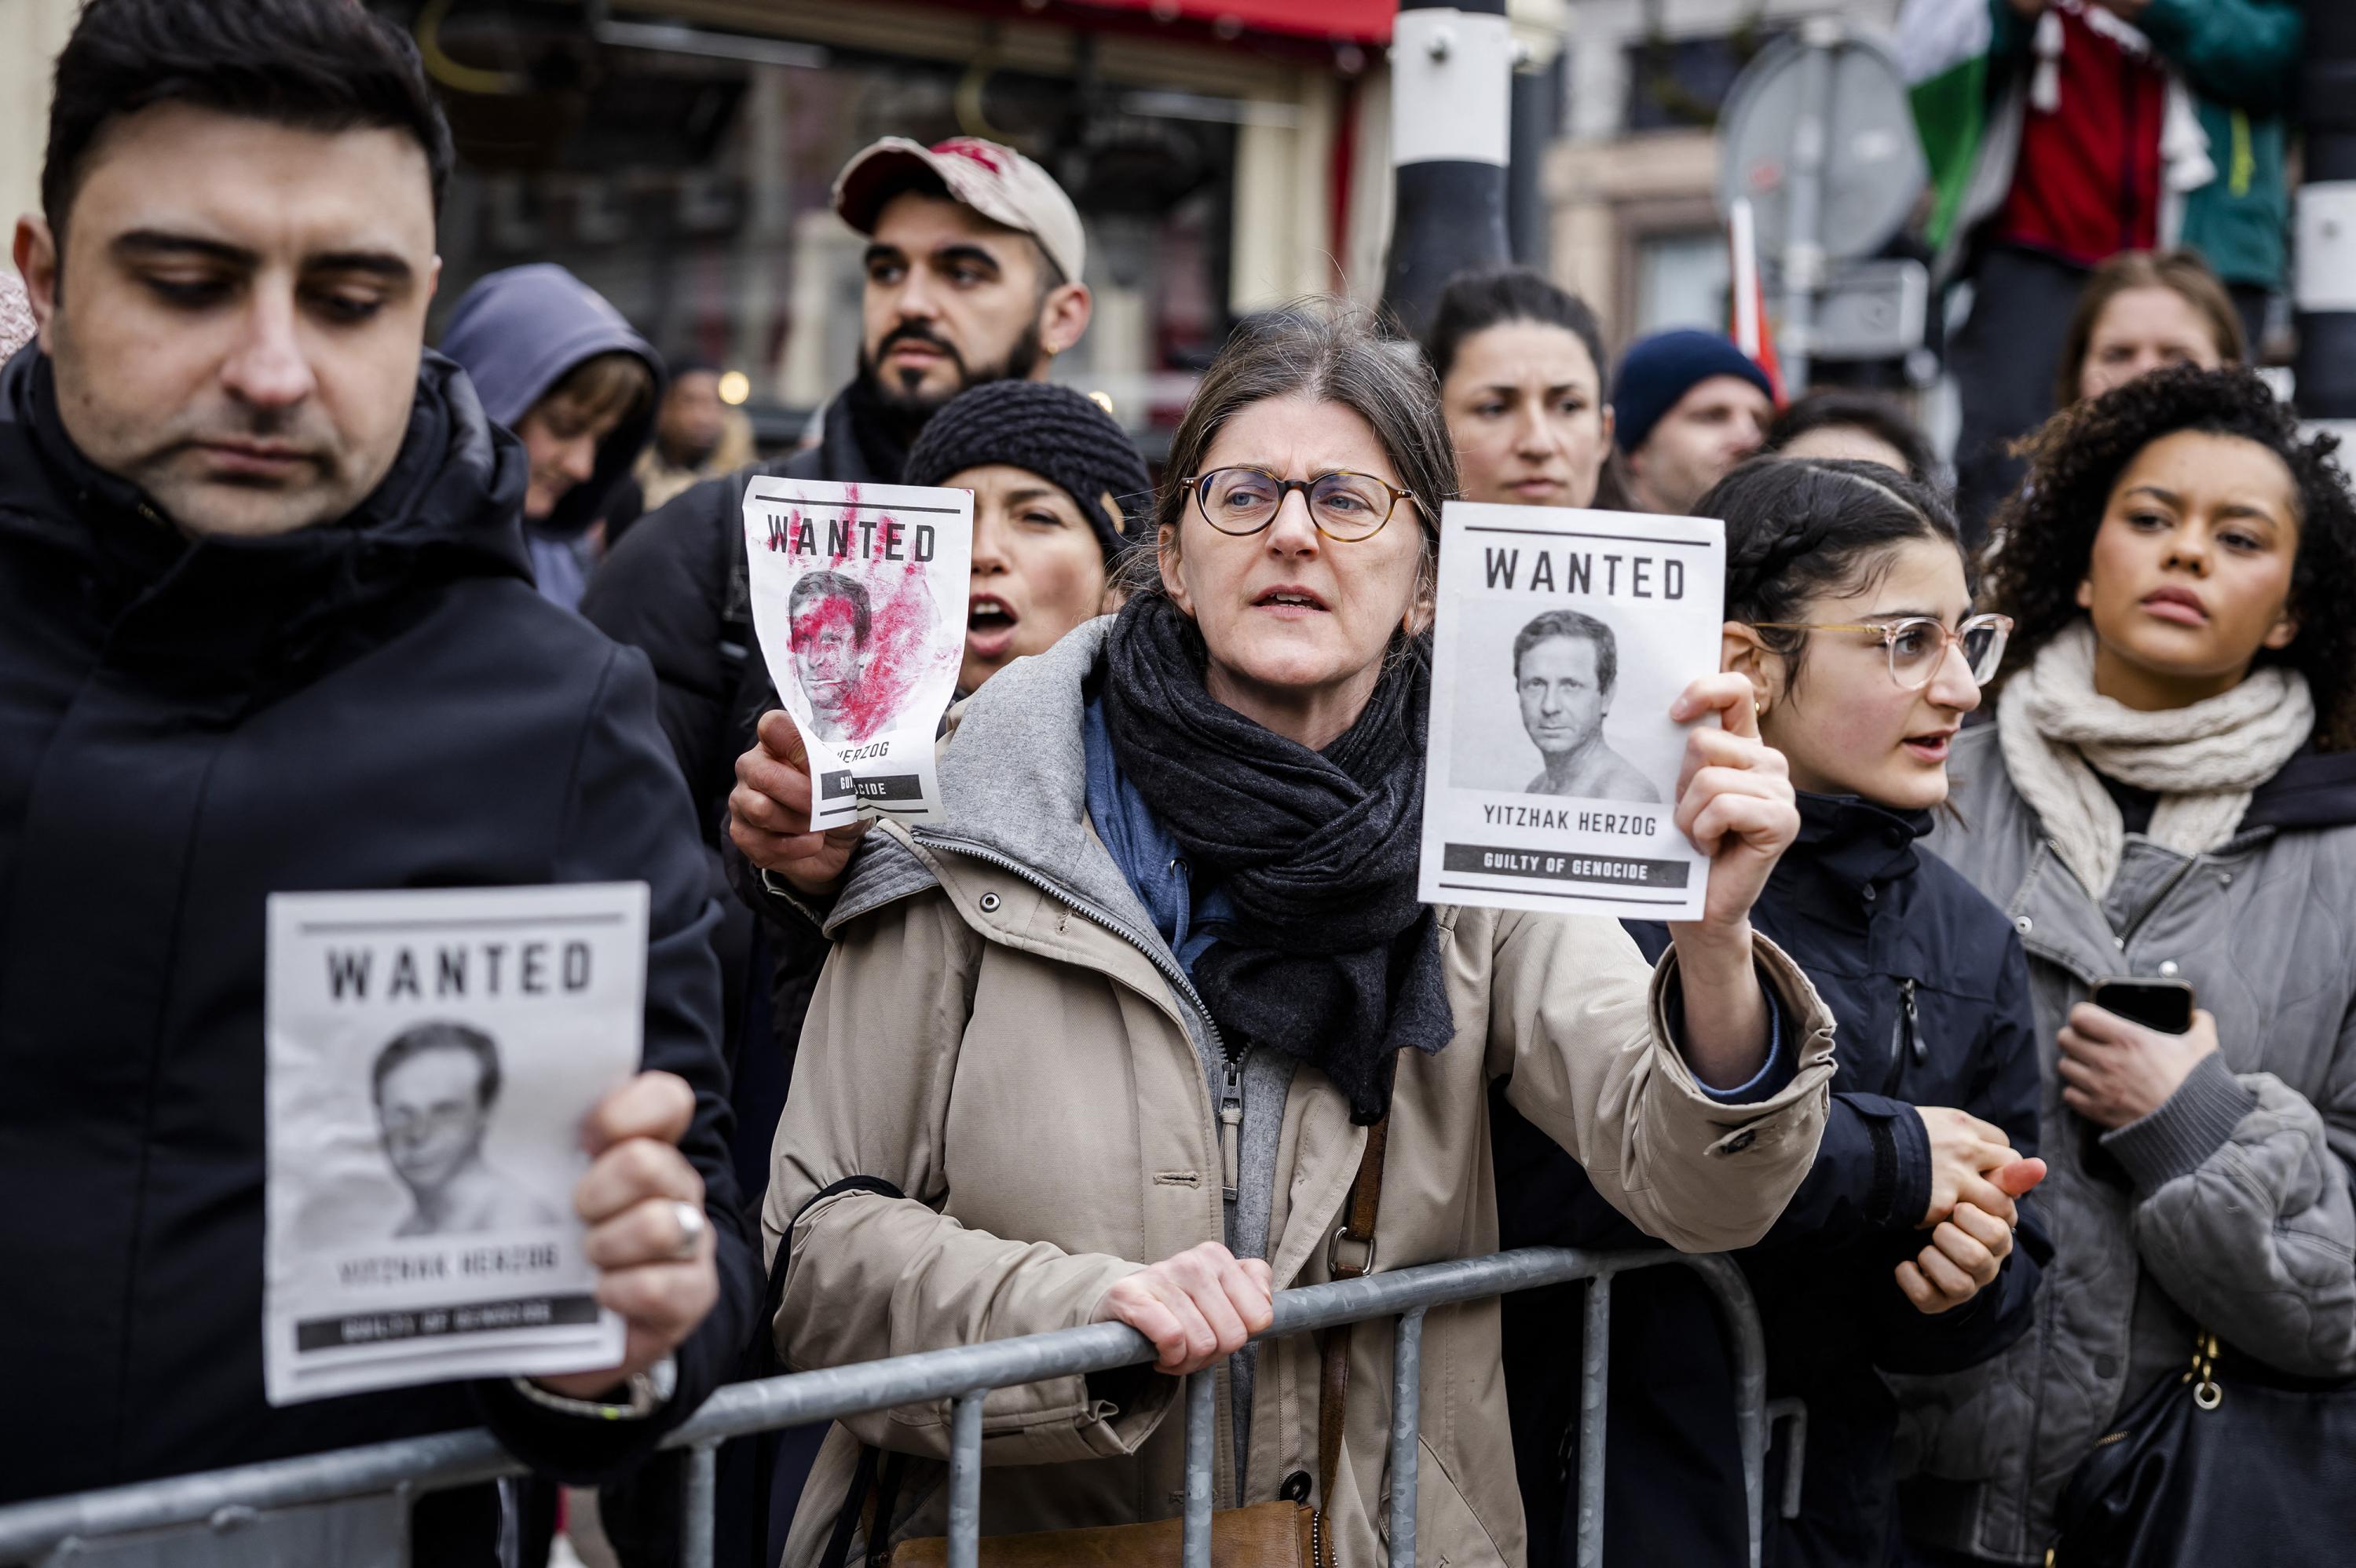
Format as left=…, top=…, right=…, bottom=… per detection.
left=902, top=380, right=1153, bottom=563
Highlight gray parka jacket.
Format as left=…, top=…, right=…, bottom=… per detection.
left=1897, top=722, right=2356, bottom=1563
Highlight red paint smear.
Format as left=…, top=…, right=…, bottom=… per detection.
left=837, top=543, right=942, bottom=742
left=771, top=495, right=945, bottom=745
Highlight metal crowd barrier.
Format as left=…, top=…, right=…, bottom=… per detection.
left=0, top=1245, right=1781, bottom=1568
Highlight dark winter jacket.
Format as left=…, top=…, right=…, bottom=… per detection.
left=583, top=388, right=885, bottom=1091
left=440, top=263, right=663, bottom=609
left=1494, top=791, right=2046, bottom=1568
left=0, top=346, right=756, bottom=1562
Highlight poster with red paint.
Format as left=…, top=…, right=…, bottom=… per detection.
left=742, top=474, right=974, bottom=830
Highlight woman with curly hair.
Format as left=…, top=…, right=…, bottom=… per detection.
left=1897, top=366, right=2356, bottom=1565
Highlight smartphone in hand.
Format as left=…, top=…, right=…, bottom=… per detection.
left=2090, top=977, right=2196, bottom=1035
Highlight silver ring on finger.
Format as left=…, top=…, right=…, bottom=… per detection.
left=670, top=1199, right=707, bottom=1259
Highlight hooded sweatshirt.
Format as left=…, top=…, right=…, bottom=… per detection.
left=440, top=264, right=661, bottom=609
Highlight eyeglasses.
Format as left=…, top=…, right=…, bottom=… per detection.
left=1184, top=466, right=1418, bottom=542
left=1747, top=612, right=2014, bottom=691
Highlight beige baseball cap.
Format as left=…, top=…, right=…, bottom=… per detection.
left=832, top=136, right=1086, bottom=286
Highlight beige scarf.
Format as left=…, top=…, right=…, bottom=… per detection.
left=1997, top=622, right=2313, bottom=897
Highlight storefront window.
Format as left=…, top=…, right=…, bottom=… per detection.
left=376, top=1, right=1242, bottom=451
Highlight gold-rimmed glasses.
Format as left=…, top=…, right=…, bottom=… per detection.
left=1747, top=612, right=2014, bottom=690
left=1184, top=466, right=1418, bottom=542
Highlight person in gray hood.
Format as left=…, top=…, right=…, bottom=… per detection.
left=441, top=262, right=660, bottom=609
left=1896, top=366, right=2356, bottom=1564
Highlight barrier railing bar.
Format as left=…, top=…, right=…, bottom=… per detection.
left=1182, top=1369, right=1216, bottom=1568
left=946, top=1391, right=984, bottom=1568
left=0, top=1247, right=1769, bottom=1565
left=681, top=1442, right=718, bottom=1568
left=1388, top=1307, right=1425, bottom=1563
left=1765, top=1398, right=1809, bottom=1521
left=1575, top=1274, right=1613, bottom=1568
left=1683, top=1251, right=1769, bottom=1568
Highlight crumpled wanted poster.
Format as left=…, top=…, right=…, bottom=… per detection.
left=263, top=883, right=645, bottom=1404
left=1418, top=503, right=1725, bottom=923
left=743, top=476, right=973, bottom=830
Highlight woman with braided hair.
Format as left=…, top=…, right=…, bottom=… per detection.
left=1495, top=455, right=2050, bottom=1568
left=1895, top=366, right=2356, bottom=1566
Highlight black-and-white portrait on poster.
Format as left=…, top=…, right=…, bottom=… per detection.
left=265, top=883, right=647, bottom=1405
left=1421, top=503, right=1725, bottom=922
left=1458, top=606, right=1666, bottom=802
left=372, top=1022, right=559, bottom=1240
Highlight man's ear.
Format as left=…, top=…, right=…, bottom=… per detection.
left=1597, top=403, right=1616, bottom=454
left=14, top=217, right=60, bottom=350
left=1721, top=620, right=1780, bottom=717
left=1036, top=281, right=1091, bottom=364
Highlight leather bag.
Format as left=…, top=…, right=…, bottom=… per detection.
left=2051, top=1329, right=2356, bottom=1567
left=867, top=1117, right=1392, bottom=1568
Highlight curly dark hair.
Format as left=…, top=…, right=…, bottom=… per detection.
left=1978, top=365, right=2356, bottom=748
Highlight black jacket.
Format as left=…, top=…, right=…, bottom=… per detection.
left=582, top=390, right=885, bottom=1107
left=0, top=348, right=758, bottom=1558
left=1494, top=792, right=2047, bottom=1568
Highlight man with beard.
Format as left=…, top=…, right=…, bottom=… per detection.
left=582, top=137, right=1088, bottom=852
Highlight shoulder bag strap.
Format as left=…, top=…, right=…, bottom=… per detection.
left=1314, top=1113, right=1390, bottom=1564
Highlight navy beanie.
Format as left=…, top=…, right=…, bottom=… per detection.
left=1612, top=330, right=1775, bottom=455
left=903, top=381, right=1152, bottom=563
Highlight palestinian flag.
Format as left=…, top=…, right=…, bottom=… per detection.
left=1896, top=0, right=1996, bottom=250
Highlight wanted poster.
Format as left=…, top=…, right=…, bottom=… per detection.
left=1419, top=503, right=1725, bottom=922
left=263, top=883, right=646, bottom=1405
left=743, top=475, right=973, bottom=831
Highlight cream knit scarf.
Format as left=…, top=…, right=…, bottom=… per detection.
left=1996, top=622, right=2313, bottom=897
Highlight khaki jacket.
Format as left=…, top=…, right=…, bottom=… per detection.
left=763, top=620, right=1834, bottom=1566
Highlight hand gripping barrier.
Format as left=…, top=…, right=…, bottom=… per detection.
left=0, top=1246, right=1776, bottom=1568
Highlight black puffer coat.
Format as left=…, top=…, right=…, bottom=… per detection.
left=1494, top=792, right=2047, bottom=1567
left=0, top=348, right=757, bottom=1560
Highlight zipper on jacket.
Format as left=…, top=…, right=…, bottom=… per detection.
left=1218, top=1057, right=1244, bottom=1202
left=921, top=833, right=1247, bottom=1179
left=1882, top=978, right=1919, bottom=1095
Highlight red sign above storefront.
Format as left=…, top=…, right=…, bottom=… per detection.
left=1066, top=0, right=1393, bottom=44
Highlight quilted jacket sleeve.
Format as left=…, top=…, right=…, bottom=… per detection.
left=2111, top=1013, right=2356, bottom=1378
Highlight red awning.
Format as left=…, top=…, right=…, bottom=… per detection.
left=1067, top=0, right=1393, bottom=44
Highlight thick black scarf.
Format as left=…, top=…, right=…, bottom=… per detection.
left=1103, top=592, right=1454, bottom=1122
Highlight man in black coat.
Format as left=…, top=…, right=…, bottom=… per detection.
left=0, top=3, right=755, bottom=1559
left=581, top=137, right=1093, bottom=1131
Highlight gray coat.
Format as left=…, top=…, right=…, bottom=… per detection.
left=1897, top=722, right=2356, bottom=1563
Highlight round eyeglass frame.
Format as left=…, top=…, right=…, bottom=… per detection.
left=1183, top=466, right=1418, bottom=542
left=1747, top=612, right=2015, bottom=691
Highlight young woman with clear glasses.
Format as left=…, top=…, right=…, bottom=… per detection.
left=737, top=307, right=1841, bottom=1565
left=1496, top=457, right=2049, bottom=1568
